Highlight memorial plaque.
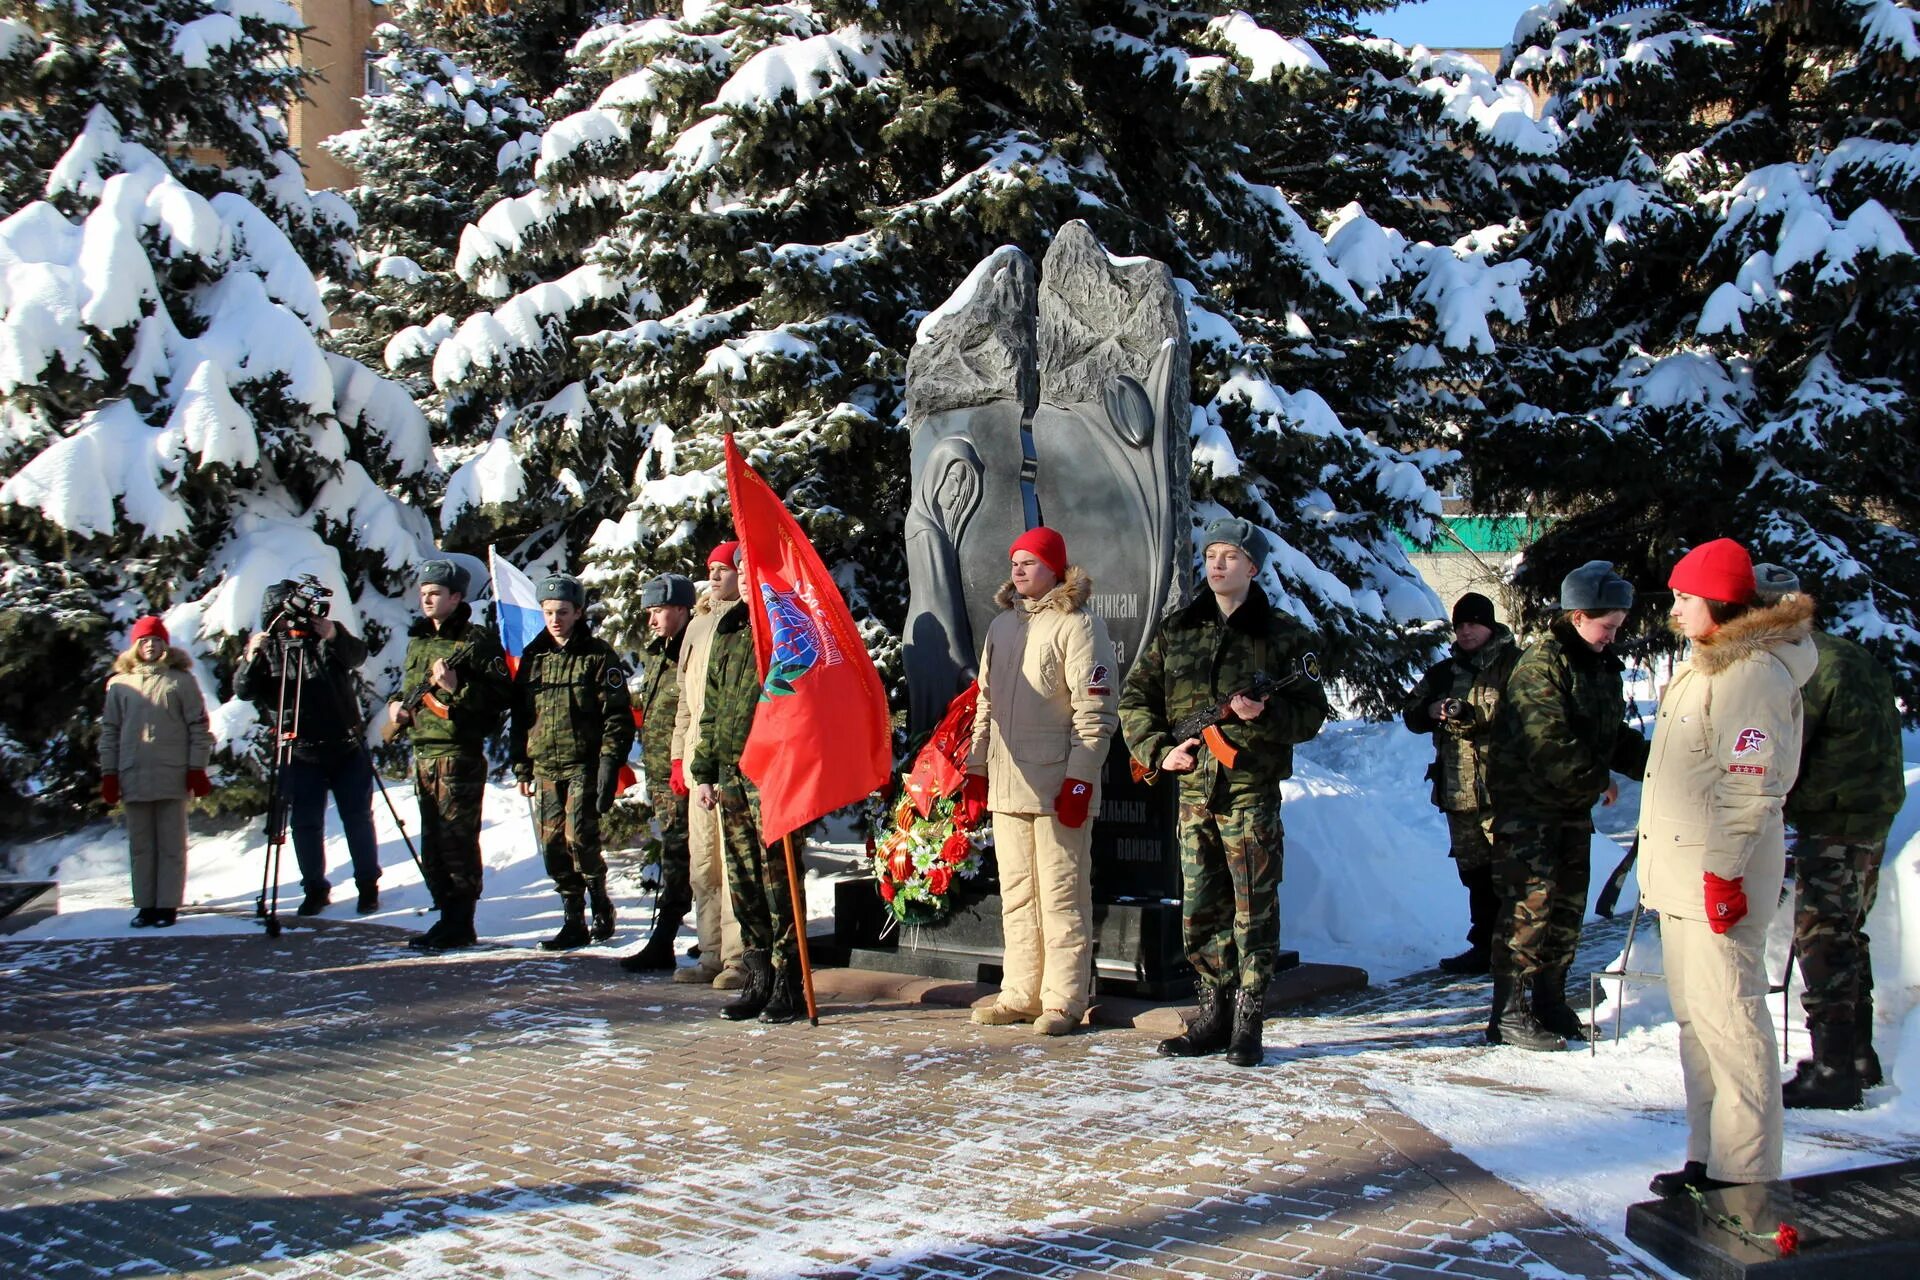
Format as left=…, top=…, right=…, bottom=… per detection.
left=1626, top=1158, right=1920, bottom=1278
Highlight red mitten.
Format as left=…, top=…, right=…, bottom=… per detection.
left=957, top=773, right=990, bottom=829
left=669, top=758, right=689, bottom=797
left=186, top=769, right=212, bottom=798
left=1704, top=872, right=1748, bottom=934
left=1054, top=777, right=1092, bottom=829
left=101, top=775, right=120, bottom=806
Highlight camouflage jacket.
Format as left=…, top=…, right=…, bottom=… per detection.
left=635, top=626, right=685, bottom=781
left=1401, top=626, right=1521, bottom=812
left=1488, top=619, right=1648, bottom=823
left=509, top=621, right=634, bottom=781
left=1786, top=629, right=1904, bottom=839
left=689, top=599, right=758, bottom=786
left=1120, top=584, right=1330, bottom=813
left=397, top=604, right=510, bottom=760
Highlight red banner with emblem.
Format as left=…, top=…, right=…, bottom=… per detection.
left=725, top=435, right=892, bottom=845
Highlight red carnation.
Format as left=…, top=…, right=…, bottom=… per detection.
left=1774, top=1223, right=1798, bottom=1256
left=940, top=831, right=970, bottom=865
left=878, top=878, right=896, bottom=902
left=927, top=865, right=952, bottom=895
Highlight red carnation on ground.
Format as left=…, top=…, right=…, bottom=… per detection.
left=1774, top=1223, right=1798, bottom=1256
left=940, top=831, right=970, bottom=865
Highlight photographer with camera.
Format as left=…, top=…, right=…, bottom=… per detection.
left=234, top=577, right=382, bottom=916
left=1401, top=592, right=1521, bottom=976
left=387, top=560, right=511, bottom=951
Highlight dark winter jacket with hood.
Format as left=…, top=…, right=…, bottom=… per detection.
left=509, top=620, right=633, bottom=781
left=1487, top=618, right=1649, bottom=825
left=233, top=624, right=369, bottom=760
left=1401, top=624, right=1521, bottom=813
left=1785, top=629, right=1904, bottom=840
left=397, top=602, right=510, bottom=760
left=690, top=595, right=758, bottom=788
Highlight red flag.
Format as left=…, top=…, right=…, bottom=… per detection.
left=904, top=682, right=978, bottom=817
left=725, top=435, right=892, bottom=845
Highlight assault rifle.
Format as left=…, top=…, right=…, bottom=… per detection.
left=1132, top=652, right=1322, bottom=782
left=382, top=642, right=476, bottom=744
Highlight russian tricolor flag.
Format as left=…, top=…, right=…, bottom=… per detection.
left=488, top=548, right=545, bottom=677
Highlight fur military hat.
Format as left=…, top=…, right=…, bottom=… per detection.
left=641, top=573, right=696, bottom=610
left=1559, top=560, right=1635, bottom=612
left=416, top=558, right=470, bottom=596
left=1752, top=563, right=1801, bottom=603
left=1201, top=516, right=1269, bottom=566
left=537, top=573, right=586, bottom=608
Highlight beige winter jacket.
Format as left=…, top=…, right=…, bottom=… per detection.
left=966, top=567, right=1120, bottom=817
left=670, top=591, right=742, bottom=767
left=99, top=647, right=214, bottom=802
left=1638, top=595, right=1819, bottom=919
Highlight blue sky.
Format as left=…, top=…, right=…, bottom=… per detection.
left=1367, top=1, right=1541, bottom=51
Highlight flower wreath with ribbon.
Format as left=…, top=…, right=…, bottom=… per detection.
left=872, top=682, right=992, bottom=927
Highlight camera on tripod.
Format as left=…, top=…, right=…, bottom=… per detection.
left=265, top=575, right=334, bottom=638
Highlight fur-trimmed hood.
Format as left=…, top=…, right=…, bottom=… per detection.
left=694, top=590, right=741, bottom=619
left=1688, top=593, right=1818, bottom=680
left=993, top=564, right=1093, bottom=614
left=113, top=645, right=194, bottom=676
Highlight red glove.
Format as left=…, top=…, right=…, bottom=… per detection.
left=1054, top=777, right=1092, bottom=829
left=187, top=769, right=212, bottom=798
left=101, top=775, right=120, bottom=806
left=669, top=759, right=688, bottom=797
left=1704, top=872, right=1748, bottom=934
left=958, top=773, right=989, bottom=829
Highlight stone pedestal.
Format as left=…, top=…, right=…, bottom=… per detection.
left=1626, top=1159, right=1920, bottom=1277
left=0, top=881, right=56, bottom=935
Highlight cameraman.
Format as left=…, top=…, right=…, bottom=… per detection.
left=234, top=580, right=383, bottom=916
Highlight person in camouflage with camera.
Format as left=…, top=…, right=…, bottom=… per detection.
left=620, top=572, right=697, bottom=974
left=1401, top=592, right=1521, bottom=975
left=1752, top=565, right=1904, bottom=1110
left=1121, top=517, right=1329, bottom=1068
left=387, top=559, right=510, bottom=952
left=510, top=572, right=635, bottom=951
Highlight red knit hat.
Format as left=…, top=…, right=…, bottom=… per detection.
left=1009, top=526, right=1067, bottom=579
left=707, top=540, right=740, bottom=568
left=1668, top=538, right=1756, bottom=605
left=130, top=616, right=169, bottom=645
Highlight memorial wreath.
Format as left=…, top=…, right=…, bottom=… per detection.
left=872, top=683, right=991, bottom=927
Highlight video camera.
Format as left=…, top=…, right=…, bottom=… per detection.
left=263, top=574, right=334, bottom=637
left=1439, top=697, right=1478, bottom=725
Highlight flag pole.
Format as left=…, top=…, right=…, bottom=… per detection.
left=781, top=833, right=819, bottom=1025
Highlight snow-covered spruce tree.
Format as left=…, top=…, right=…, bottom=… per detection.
left=414, top=2, right=1537, bottom=710
left=322, top=17, right=547, bottom=425
left=1473, top=1, right=1920, bottom=697
left=0, top=0, right=433, bottom=827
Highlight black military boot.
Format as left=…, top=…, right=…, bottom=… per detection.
left=407, top=915, right=454, bottom=951
left=758, top=960, right=801, bottom=1024
left=1225, top=986, right=1267, bottom=1068
left=620, top=902, right=687, bottom=973
left=586, top=877, right=616, bottom=943
left=1531, top=966, right=1589, bottom=1042
left=1856, top=1000, right=1883, bottom=1088
left=720, top=949, right=774, bottom=1021
left=1487, top=974, right=1566, bottom=1052
left=435, top=899, right=479, bottom=950
left=1439, top=946, right=1491, bottom=975
left=1158, top=980, right=1233, bottom=1057
left=540, top=894, right=590, bottom=951
left=1783, top=1024, right=1863, bottom=1110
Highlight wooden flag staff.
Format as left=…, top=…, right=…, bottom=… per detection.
left=781, top=834, right=819, bottom=1025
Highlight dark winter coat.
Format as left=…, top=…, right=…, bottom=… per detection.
left=233, top=625, right=370, bottom=761
left=636, top=625, right=685, bottom=783
left=397, top=603, right=510, bottom=760
left=689, top=599, right=757, bottom=786
left=99, top=646, right=214, bottom=802
left=1785, top=629, right=1905, bottom=840
left=1402, top=626, right=1521, bottom=813
left=1120, top=584, right=1329, bottom=814
left=1487, top=619, right=1648, bottom=824
left=509, top=621, right=634, bottom=781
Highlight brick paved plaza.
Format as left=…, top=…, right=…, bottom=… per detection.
left=0, top=921, right=1654, bottom=1279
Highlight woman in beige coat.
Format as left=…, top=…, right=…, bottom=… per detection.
left=99, top=616, right=214, bottom=927
left=1639, top=539, right=1817, bottom=1197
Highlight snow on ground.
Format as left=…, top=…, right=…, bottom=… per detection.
left=7, top=712, right=1920, bottom=1265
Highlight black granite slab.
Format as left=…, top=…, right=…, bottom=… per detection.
left=0, top=880, right=56, bottom=935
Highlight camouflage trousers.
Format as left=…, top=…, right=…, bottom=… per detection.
left=1791, top=834, right=1884, bottom=1034
left=414, top=753, right=487, bottom=907
left=1445, top=809, right=1499, bottom=953
left=1492, top=818, right=1591, bottom=979
left=1178, top=790, right=1283, bottom=993
left=718, top=773, right=800, bottom=969
left=647, top=777, right=692, bottom=914
left=535, top=768, right=606, bottom=897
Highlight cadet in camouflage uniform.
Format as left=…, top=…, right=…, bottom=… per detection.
left=1753, top=565, right=1904, bottom=1109
left=1485, top=561, right=1648, bottom=1051
left=510, top=573, right=635, bottom=951
left=388, top=559, right=510, bottom=951
left=620, top=573, right=697, bottom=974
left=690, top=546, right=804, bottom=1025
left=1121, top=518, right=1330, bottom=1068
left=1401, top=591, right=1521, bottom=975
